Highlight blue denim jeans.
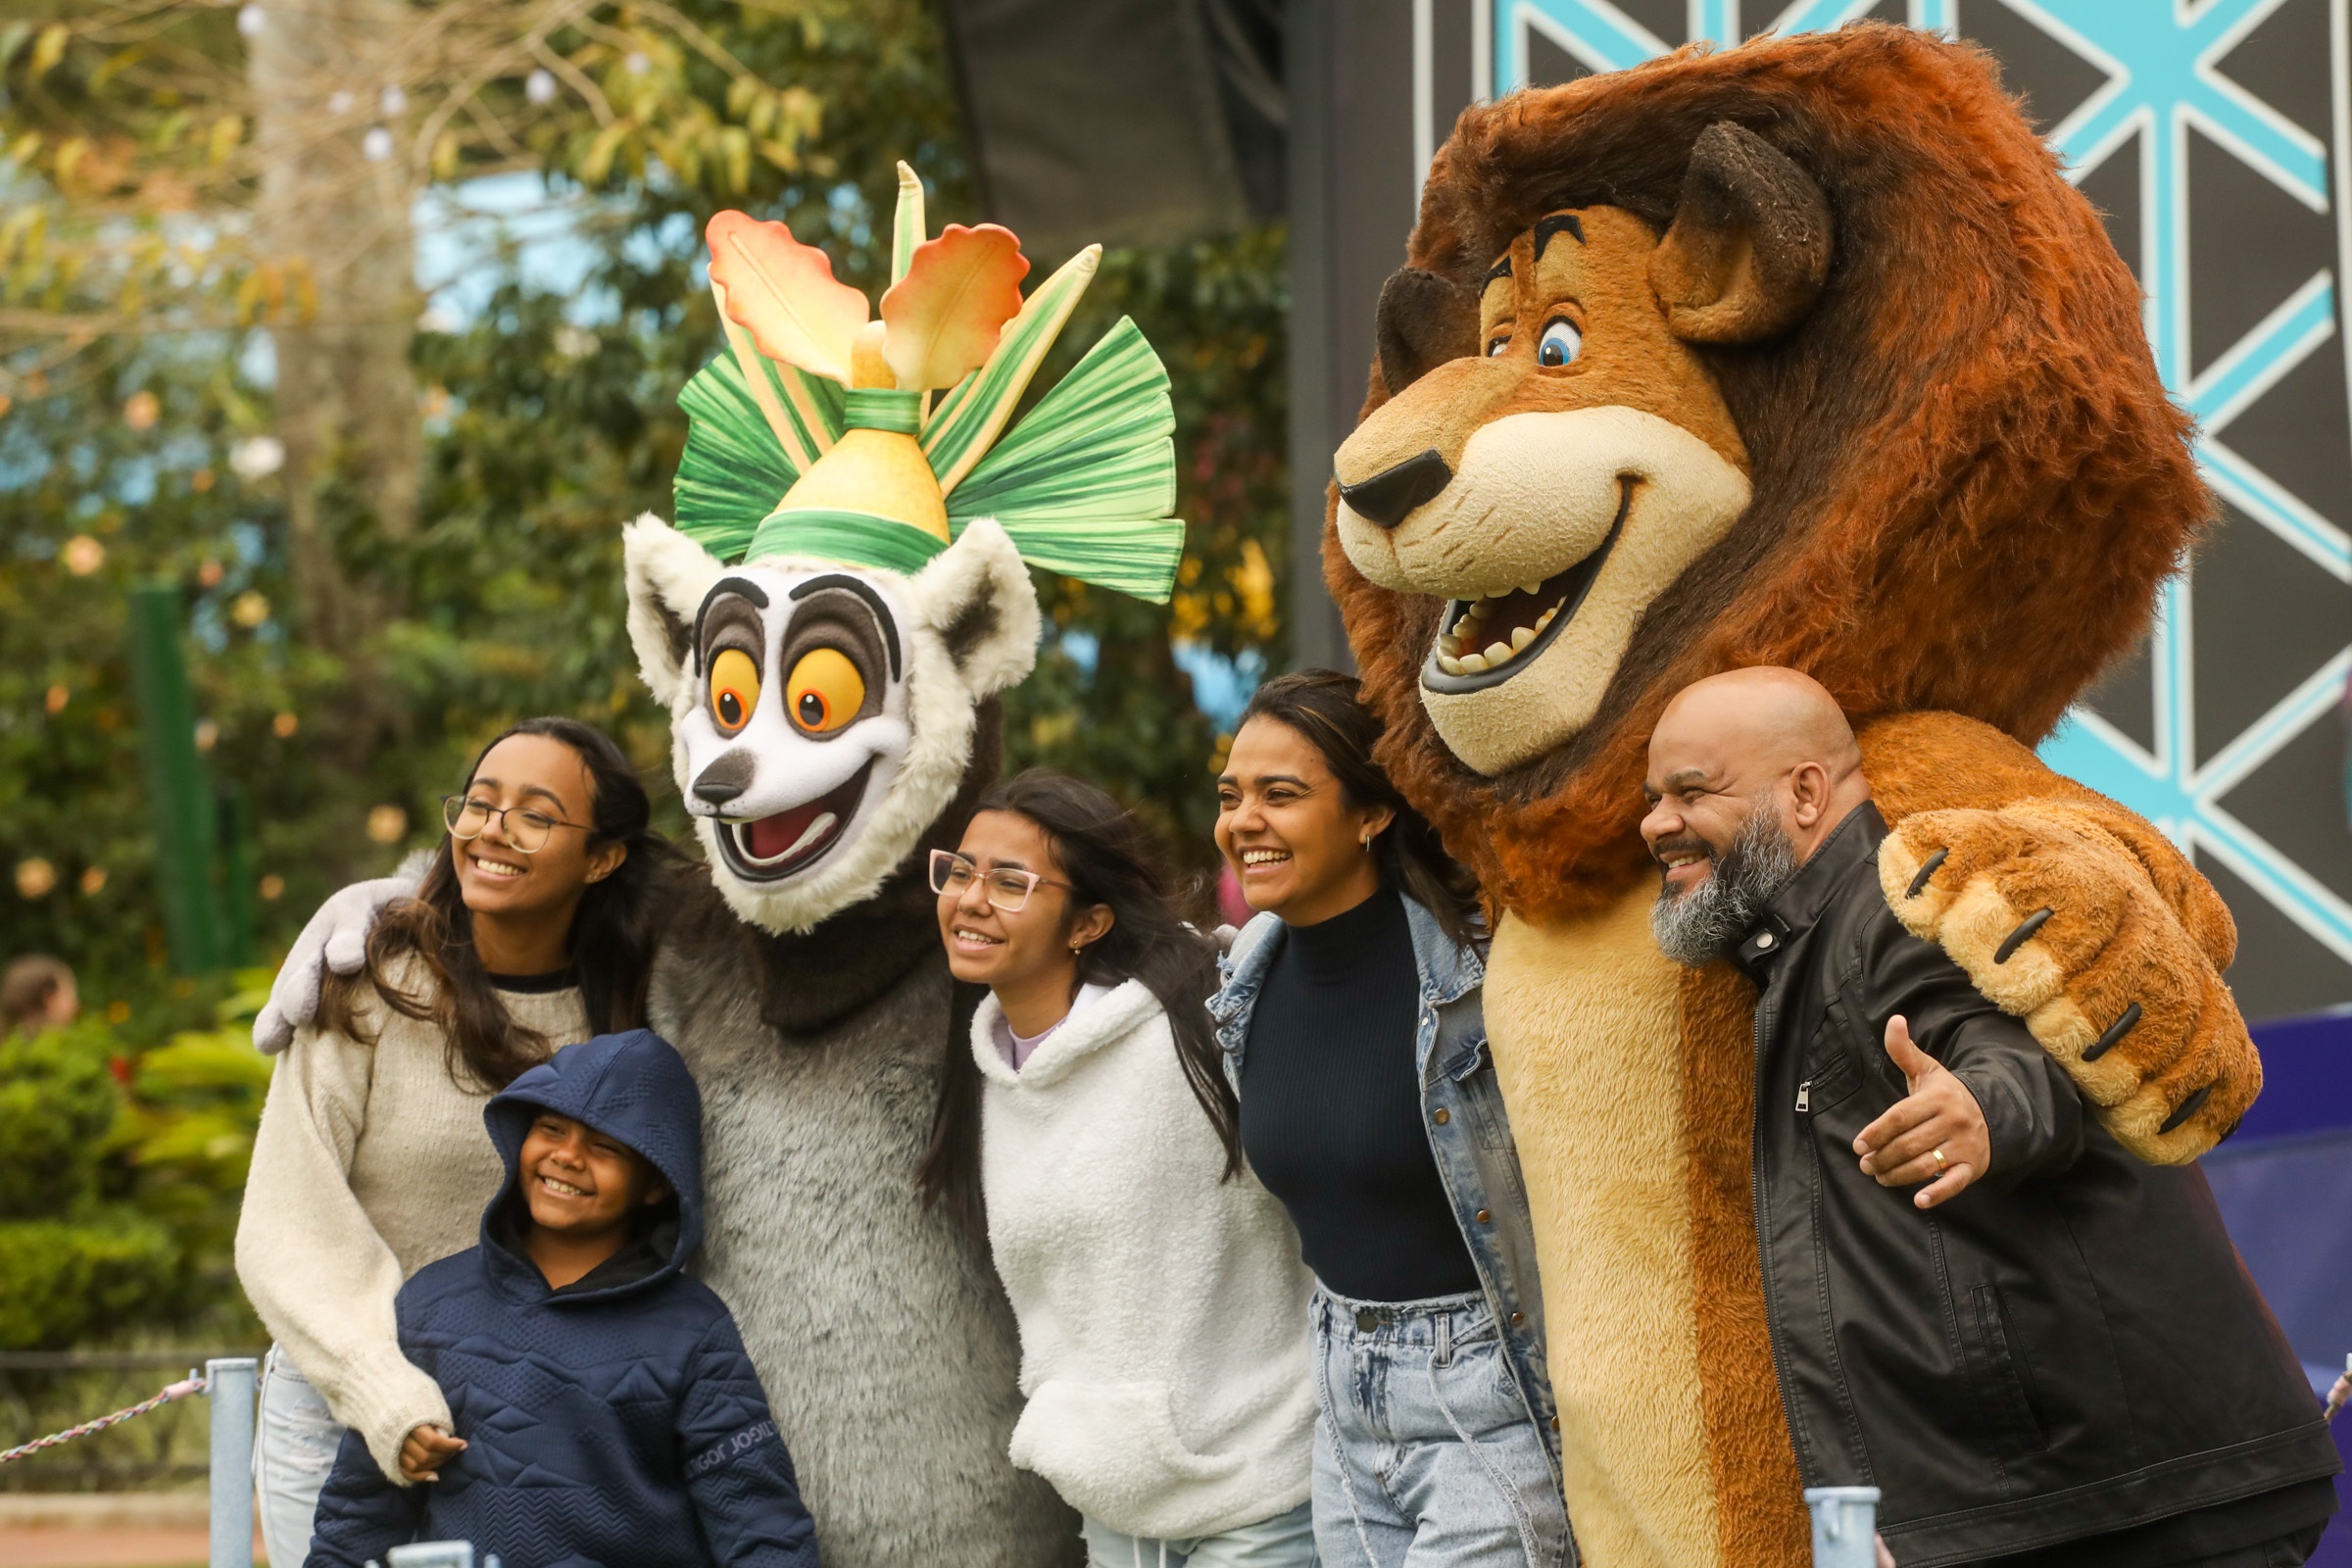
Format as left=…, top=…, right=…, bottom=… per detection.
left=253, top=1344, right=348, bottom=1568
left=1082, top=1500, right=1318, bottom=1567
left=1310, top=1290, right=1571, bottom=1568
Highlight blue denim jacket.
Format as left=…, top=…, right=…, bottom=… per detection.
left=1210, top=892, right=1560, bottom=1481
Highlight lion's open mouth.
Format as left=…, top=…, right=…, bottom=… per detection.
left=716, top=761, right=872, bottom=882
left=1421, top=478, right=1633, bottom=694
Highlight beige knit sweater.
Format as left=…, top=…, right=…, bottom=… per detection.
left=233, top=961, right=586, bottom=1481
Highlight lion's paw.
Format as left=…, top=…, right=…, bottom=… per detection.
left=1878, top=805, right=2258, bottom=1164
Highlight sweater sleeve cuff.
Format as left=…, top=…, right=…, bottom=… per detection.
left=337, top=1353, right=452, bottom=1486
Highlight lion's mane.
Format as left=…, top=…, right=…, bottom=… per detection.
left=1330, top=24, right=2208, bottom=920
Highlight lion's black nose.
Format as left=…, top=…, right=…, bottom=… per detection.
left=1338, top=449, right=1452, bottom=528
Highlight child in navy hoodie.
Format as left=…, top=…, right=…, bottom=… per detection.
left=305, top=1030, right=818, bottom=1568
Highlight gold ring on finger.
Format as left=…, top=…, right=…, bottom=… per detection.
left=1932, top=1147, right=1946, bottom=1173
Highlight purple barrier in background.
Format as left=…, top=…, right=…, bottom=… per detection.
left=2207, top=1009, right=2352, bottom=1565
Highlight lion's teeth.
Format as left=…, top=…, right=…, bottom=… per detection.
left=1510, top=625, right=1535, bottom=651
left=1457, top=652, right=1488, bottom=672
left=1536, top=607, right=1556, bottom=629
left=1438, top=654, right=1466, bottom=675
left=1439, top=633, right=1461, bottom=656
left=1521, top=582, right=1544, bottom=597
left=1483, top=641, right=1511, bottom=663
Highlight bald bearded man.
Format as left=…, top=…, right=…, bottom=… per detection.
left=1639, top=668, right=2337, bottom=1568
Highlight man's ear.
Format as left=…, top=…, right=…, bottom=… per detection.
left=1651, top=121, right=1834, bottom=345
left=908, top=518, right=1042, bottom=701
left=623, top=514, right=726, bottom=708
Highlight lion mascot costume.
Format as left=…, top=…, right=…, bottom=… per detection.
left=1330, top=25, right=2278, bottom=1568
left=258, top=166, right=1188, bottom=1567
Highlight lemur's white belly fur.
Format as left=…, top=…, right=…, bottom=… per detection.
left=652, top=935, right=1075, bottom=1568
left=1486, top=890, right=1722, bottom=1568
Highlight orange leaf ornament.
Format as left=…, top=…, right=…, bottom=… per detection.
left=707, top=211, right=870, bottom=384
left=879, top=224, right=1031, bottom=391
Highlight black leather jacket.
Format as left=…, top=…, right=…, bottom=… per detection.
left=1732, top=803, right=2337, bottom=1567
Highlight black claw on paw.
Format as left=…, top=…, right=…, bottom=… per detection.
left=1993, top=906, right=2054, bottom=964
left=1905, top=848, right=1950, bottom=900
left=2158, top=1081, right=2215, bottom=1135
left=2082, top=1002, right=2142, bottom=1062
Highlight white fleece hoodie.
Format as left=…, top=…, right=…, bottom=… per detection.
left=975, top=978, right=1315, bottom=1540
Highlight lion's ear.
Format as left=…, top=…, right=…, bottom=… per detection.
left=1376, top=267, right=1482, bottom=395
left=1651, top=122, right=1833, bottom=345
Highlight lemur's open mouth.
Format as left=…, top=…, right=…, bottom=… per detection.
left=1420, top=478, right=1633, bottom=695
left=717, top=761, right=873, bottom=882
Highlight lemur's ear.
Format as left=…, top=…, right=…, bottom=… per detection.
left=624, top=514, right=726, bottom=707
left=909, top=519, right=1041, bottom=700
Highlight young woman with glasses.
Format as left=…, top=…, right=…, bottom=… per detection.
left=918, top=769, right=1320, bottom=1568
left=1210, top=671, right=1568, bottom=1568
left=235, top=717, right=674, bottom=1567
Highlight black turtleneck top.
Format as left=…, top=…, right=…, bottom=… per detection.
left=1238, top=889, right=1482, bottom=1302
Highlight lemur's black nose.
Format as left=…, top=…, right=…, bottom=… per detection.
left=692, top=752, right=755, bottom=806
left=1337, top=449, right=1453, bottom=528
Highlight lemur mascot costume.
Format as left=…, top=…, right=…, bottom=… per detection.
left=264, top=168, right=1187, bottom=1566
left=1329, top=24, right=2298, bottom=1568
left=617, top=169, right=1187, bottom=1566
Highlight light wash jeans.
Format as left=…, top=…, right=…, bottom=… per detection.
left=1083, top=1499, right=1318, bottom=1568
left=254, top=1344, right=347, bottom=1568
left=1310, top=1289, right=1572, bottom=1568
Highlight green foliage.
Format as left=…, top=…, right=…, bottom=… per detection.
left=0, top=1019, right=118, bottom=1213
left=0, top=983, right=268, bottom=1348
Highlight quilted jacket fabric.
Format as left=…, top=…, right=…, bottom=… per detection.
left=304, top=1029, right=819, bottom=1568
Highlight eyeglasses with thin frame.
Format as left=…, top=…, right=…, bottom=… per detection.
left=442, top=794, right=593, bottom=856
left=928, top=848, right=1068, bottom=912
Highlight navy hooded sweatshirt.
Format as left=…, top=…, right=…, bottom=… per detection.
left=304, top=1030, right=818, bottom=1568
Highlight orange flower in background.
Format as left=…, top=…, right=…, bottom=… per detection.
left=15, top=858, right=57, bottom=899
left=61, top=535, right=105, bottom=575
left=123, top=390, right=159, bottom=430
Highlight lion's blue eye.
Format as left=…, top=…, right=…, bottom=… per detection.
left=1538, top=318, right=1582, bottom=368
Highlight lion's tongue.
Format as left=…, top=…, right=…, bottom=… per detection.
left=748, top=801, right=827, bottom=860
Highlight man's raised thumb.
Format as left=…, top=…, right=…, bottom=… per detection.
left=1884, top=1014, right=1936, bottom=1081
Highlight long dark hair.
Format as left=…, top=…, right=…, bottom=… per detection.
left=1237, top=669, right=1483, bottom=947
left=917, top=769, right=1240, bottom=1235
left=319, top=716, right=677, bottom=1091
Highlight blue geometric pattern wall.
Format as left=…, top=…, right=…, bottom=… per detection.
left=1446, top=0, right=2352, bottom=1018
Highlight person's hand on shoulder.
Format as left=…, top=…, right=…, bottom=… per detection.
left=1854, top=1015, right=1991, bottom=1209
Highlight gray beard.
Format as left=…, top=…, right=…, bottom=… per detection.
left=1651, top=808, right=1804, bottom=968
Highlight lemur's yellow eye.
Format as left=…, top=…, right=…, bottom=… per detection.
left=787, top=648, right=864, bottom=735
left=710, top=648, right=760, bottom=734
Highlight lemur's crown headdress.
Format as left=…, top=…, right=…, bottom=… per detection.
left=673, top=163, right=1184, bottom=601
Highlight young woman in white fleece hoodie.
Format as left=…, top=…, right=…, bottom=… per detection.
left=919, top=769, right=1317, bottom=1568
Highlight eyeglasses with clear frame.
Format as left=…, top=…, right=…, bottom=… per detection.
left=928, top=848, right=1069, bottom=912
left=442, top=794, right=593, bottom=855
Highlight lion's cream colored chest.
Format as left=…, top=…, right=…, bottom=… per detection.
left=1486, top=886, right=1724, bottom=1568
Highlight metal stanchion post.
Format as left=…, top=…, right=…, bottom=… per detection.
left=207, top=1357, right=259, bottom=1568
left=1806, top=1485, right=1882, bottom=1568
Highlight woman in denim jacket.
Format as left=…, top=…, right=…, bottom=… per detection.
left=1209, top=671, right=1571, bottom=1568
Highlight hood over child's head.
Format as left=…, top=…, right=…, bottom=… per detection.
left=483, top=1029, right=705, bottom=1293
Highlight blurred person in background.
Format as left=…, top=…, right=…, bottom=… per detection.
left=234, top=716, right=674, bottom=1567
left=1, top=954, right=78, bottom=1037
left=918, top=768, right=1319, bottom=1568
left=1210, top=670, right=1569, bottom=1568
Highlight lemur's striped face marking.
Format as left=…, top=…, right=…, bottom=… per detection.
left=624, top=514, right=1042, bottom=936
left=682, top=569, right=911, bottom=885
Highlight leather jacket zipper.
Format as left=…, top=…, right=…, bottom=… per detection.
left=1752, top=996, right=1810, bottom=1487
left=1796, top=1079, right=1811, bottom=1113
